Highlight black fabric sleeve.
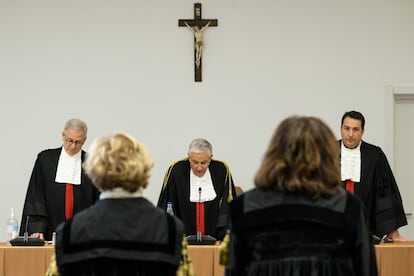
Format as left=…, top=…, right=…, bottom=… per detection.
left=157, top=163, right=176, bottom=210
left=20, top=154, right=48, bottom=235
left=215, top=161, right=237, bottom=240
left=346, top=194, right=378, bottom=276
left=374, top=149, right=407, bottom=236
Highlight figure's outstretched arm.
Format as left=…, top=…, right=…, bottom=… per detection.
left=201, top=21, right=211, bottom=32
left=184, top=21, right=195, bottom=34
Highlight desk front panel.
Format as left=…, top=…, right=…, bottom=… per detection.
left=375, top=241, right=414, bottom=276
left=0, top=244, right=218, bottom=276
left=0, top=244, right=54, bottom=276
left=2, top=242, right=414, bottom=276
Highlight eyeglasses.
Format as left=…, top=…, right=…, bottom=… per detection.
left=189, top=159, right=210, bottom=168
left=64, top=135, right=84, bottom=147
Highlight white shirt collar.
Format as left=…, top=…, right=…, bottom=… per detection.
left=99, top=187, right=143, bottom=199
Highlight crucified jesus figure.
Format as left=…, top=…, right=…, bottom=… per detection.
left=185, top=21, right=211, bottom=68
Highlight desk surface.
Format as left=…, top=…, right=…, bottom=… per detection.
left=1, top=242, right=413, bottom=276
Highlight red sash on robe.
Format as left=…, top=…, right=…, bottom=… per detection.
left=345, top=179, right=354, bottom=194
left=65, top=183, right=74, bottom=220
left=195, top=202, right=205, bottom=235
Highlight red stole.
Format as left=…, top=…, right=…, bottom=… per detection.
left=195, top=202, right=205, bottom=235
left=345, top=179, right=354, bottom=194
left=65, top=183, right=74, bottom=220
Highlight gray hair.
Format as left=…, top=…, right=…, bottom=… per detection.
left=64, top=118, right=88, bottom=135
left=188, top=138, right=212, bottom=156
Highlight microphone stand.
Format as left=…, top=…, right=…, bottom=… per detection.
left=9, top=216, right=45, bottom=246
left=186, top=186, right=216, bottom=245
left=23, top=216, right=29, bottom=243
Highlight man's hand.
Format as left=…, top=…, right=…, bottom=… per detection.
left=30, top=232, right=45, bottom=240
left=386, top=230, right=407, bottom=242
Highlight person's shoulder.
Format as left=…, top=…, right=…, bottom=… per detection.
left=139, top=199, right=184, bottom=231
left=37, top=147, right=61, bottom=159
left=230, top=188, right=269, bottom=220
left=361, top=140, right=379, bottom=149
left=231, top=188, right=262, bottom=209
left=210, top=159, right=230, bottom=170
left=229, top=191, right=246, bottom=218
left=211, top=159, right=226, bottom=165
left=168, top=158, right=189, bottom=170
left=361, top=141, right=383, bottom=155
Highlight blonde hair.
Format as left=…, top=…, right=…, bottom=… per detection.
left=84, top=132, right=154, bottom=192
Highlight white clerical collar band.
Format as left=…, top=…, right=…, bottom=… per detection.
left=189, top=169, right=217, bottom=202
left=55, top=147, right=82, bottom=185
left=99, top=187, right=143, bottom=199
left=341, top=141, right=361, bottom=182
left=341, top=141, right=361, bottom=151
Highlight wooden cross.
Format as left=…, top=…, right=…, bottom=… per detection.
left=179, top=3, right=218, bottom=82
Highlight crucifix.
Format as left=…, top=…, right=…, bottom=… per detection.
left=179, top=3, right=218, bottom=82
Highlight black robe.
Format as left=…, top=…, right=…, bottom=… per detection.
left=20, top=147, right=100, bottom=241
left=157, top=158, right=236, bottom=240
left=339, top=140, right=407, bottom=237
left=226, top=188, right=378, bottom=276
left=55, top=197, right=184, bottom=276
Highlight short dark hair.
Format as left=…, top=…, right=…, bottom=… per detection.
left=341, top=111, right=365, bottom=129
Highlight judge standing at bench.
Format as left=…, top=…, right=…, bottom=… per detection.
left=20, top=118, right=99, bottom=241
left=157, top=138, right=236, bottom=241
left=339, top=110, right=407, bottom=241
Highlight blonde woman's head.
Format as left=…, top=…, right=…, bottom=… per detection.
left=84, top=132, right=154, bottom=192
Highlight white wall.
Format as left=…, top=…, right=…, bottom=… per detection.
left=1, top=0, right=413, bottom=240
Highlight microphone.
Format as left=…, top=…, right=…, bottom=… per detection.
left=23, top=215, right=29, bottom=243
left=197, top=187, right=202, bottom=242
left=186, top=187, right=216, bottom=245
left=9, top=216, right=45, bottom=246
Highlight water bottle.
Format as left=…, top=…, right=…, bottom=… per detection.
left=166, top=202, right=174, bottom=215
left=6, top=207, right=19, bottom=244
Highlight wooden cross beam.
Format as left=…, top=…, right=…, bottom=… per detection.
left=178, top=3, right=218, bottom=82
